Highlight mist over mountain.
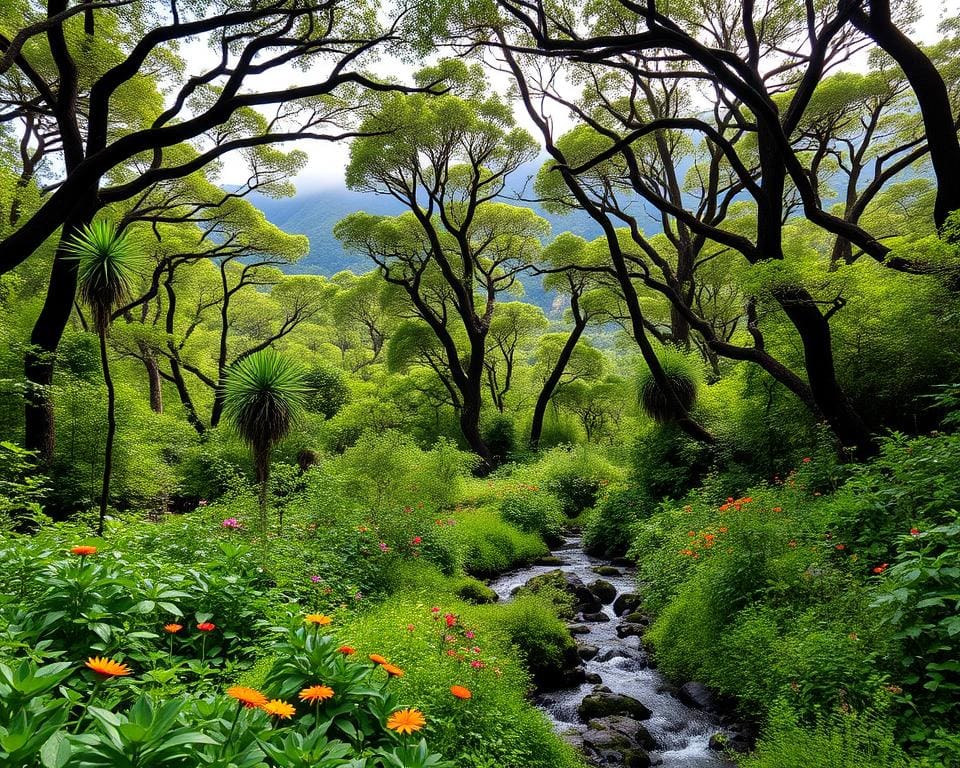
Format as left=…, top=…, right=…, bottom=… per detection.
left=249, top=162, right=658, bottom=310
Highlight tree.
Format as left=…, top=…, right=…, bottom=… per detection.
left=64, top=219, right=144, bottom=534
left=484, top=301, right=548, bottom=414
left=222, top=348, right=306, bottom=539
left=337, top=60, right=546, bottom=467
left=522, top=234, right=612, bottom=447
left=0, top=0, right=433, bottom=460
left=471, top=0, right=930, bottom=455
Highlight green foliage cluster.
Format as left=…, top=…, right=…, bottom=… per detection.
left=628, top=430, right=960, bottom=765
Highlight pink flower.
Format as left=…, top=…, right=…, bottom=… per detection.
left=464, top=630, right=475, bottom=640
left=470, top=660, right=484, bottom=669
left=802, top=457, right=811, bottom=463
left=445, top=634, right=455, bottom=643
left=222, top=517, right=240, bottom=529
left=199, top=500, right=209, bottom=507
left=310, top=575, right=321, bottom=583
left=379, top=542, right=390, bottom=553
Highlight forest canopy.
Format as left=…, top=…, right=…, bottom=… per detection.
left=1, top=1, right=960, bottom=767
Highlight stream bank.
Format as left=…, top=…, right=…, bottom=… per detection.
left=489, top=536, right=750, bottom=767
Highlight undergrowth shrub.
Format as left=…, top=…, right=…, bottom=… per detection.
left=582, top=485, right=646, bottom=558
left=441, top=509, right=547, bottom=577
left=498, top=488, right=564, bottom=546
left=739, top=702, right=911, bottom=768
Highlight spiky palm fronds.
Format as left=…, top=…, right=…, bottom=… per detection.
left=637, top=347, right=701, bottom=423
left=223, top=349, right=307, bottom=482
left=64, top=220, right=143, bottom=333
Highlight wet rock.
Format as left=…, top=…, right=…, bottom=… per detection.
left=582, top=720, right=653, bottom=768
left=585, top=672, right=603, bottom=684
left=622, top=635, right=643, bottom=650
left=624, top=611, right=649, bottom=625
left=579, top=644, right=600, bottom=661
left=588, top=716, right=656, bottom=750
left=613, top=592, right=643, bottom=616
left=568, top=624, right=591, bottom=635
left=677, top=682, right=734, bottom=716
left=708, top=733, right=727, bottom=751
left=534, top=555, right=565, bottom=566
left=616, top=623, right=646, bottom=638
left=592, top=565, right=622, bottom=577
left=522, top=570, right=603, bottom=614
left=582, top=611, right=611, bottom=623
left=588, top=579, right=617, bottom=604
left=578, top=691, right=652, bottom=722
left=595, top=646, right=645, bottom=664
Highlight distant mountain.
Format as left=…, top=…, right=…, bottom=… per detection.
left=249, top=163, right=657, bottom=310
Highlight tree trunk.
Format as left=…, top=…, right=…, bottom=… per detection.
left=209, top=392, right=225, bottom=428
left=140, top=343, right=163, bottom=413
left=24, top=250, right=79, bottom=466
left=459, top=391, right=493, bottom=473
left=97, top=330, right=115, bottom=536
left=848, top=0, right=960, bottom=227
left=530, top=316, right=587, bottom=450
left=774, top=286, right=875, bottom=457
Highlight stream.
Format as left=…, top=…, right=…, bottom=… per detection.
left=488, top=536, right=736, bottom=768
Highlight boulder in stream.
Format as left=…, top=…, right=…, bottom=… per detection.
left=578, top=691, right=652, bottom=722
left=582, top=611, right=611, bottom=623
left=677, top=682, right=736, bottom=717
left=582, top=715, right=654, bottom=768
left=521, top=570, right=603, bottom=615
left=613, top=592, right=643, bottom=616
left=591, top=565, right=622, bottom=577
left=578, top=644, right=600, bottom=661
left=588, top=579, right=617, bottom=604
left=616, top=623, right=646, bottom=638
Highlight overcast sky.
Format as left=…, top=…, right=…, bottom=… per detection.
left=216, top=0, right=957, bottom=192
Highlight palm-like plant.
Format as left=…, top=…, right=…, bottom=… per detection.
left=223, top=349, right=306, bottom=537
left=64, top=220, right=144, bottom=535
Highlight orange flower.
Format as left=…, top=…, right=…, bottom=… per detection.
left=450, top=685, right=472, bottom=700
left=381, top=663, right=405, bottom=678
left=71, top=545, right=97, bottom=556
left=305, top=614, right=332, bottom=626
left=197, top=622, right=216, bottom=632
left=227, top=686, right=268, bottom=708
left=368, top=653, right=388, bottom=665
left=85, top=656, right=131, bottom=677
left=872, top=563, right=889, bottom=574
left=261, top=699, right=296, bottom=719
left=386, top=708, right=426, bottom=735
left=163, top=623, right=183, bottom=634
left=339, top=646, right=356, bottom=655
left=835, top=544, right=846, bottom=551
left=299, top=685, right=335, bottom=703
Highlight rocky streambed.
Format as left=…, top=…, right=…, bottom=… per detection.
left=489, top=536, right=752, bottom=768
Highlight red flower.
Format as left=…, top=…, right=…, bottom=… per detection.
left=445, top=613, right=457, bottom=628
left=910, top=527, right=920, bottom=536
left=872, top=563, right=889, bottom=574
left=197, top=622, right=216, bottom=632
left=835, top=544, right=846, bottom=551
left=71, top=546, right=97, bottom=556
left=411, top=536, right=422, bottom=545
left=802, top=457, right=811, bottom=463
